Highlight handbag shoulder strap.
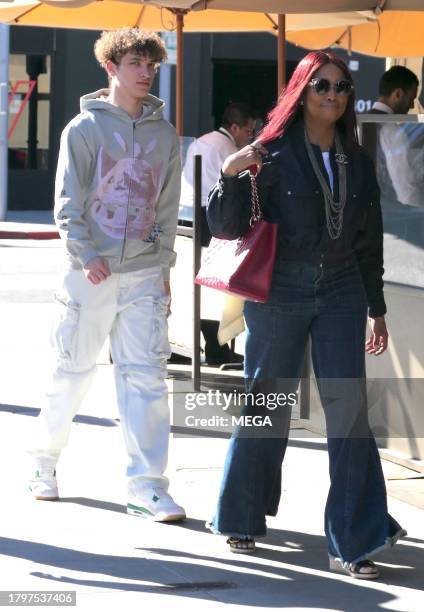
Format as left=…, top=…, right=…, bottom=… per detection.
left=249, top=170, right=262, bottom=226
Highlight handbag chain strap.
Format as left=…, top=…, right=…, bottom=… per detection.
left=249, top=170, right=262, bottom=226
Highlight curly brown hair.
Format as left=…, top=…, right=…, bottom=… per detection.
left=94, top=28, right=167, bottom=67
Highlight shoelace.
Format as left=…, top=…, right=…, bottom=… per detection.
left=35, top=463, right=56, bottom=478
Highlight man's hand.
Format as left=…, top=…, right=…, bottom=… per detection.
left=83, top=256, right=111, bottom=285
left=366, top=315, right=389, bottom=356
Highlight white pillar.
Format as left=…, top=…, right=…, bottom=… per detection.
left=159, top=63, right=172, bottom=123
left=0, top=24, right=10, bottom=221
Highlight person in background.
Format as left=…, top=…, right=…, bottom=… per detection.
left=370, top=66, right=423, bottom=208
left=180, top=102, right=256, bottom=246
left=371, top=65, right=418, bottom=116
left=181, top=103, right=256, bottom=365
left=206, top=51, right=406, bottom=579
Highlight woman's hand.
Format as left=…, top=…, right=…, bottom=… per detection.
left=222, top=141, right=268, bottom=177
left=366, top=316, right=389, bottom=356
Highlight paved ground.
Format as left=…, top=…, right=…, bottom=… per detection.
left=0, top=213, right=423, bottom=612
left=0, top=210, right=59, bottom=239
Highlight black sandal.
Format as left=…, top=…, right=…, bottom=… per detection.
left=329, top=555, right=380, bottom=579
left=227, top=537, right=256, bottom=554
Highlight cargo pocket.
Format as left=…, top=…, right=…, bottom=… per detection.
left=149, top=295, right=172, bottom=361
left=53, top=293, right=81, bottom=366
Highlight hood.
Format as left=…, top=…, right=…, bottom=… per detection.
left=80, top=89, right=166, bottom=123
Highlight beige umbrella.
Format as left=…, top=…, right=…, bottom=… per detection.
left=0, top=2, right=267, bottom=133
left=140, top=1, right=424, bottom=10
left=287, top=10, right=424, bottom=58
left=0, top=0, right=395, bottom=133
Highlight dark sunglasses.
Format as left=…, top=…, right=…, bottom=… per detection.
left=308, top=77, right=354, bottom=96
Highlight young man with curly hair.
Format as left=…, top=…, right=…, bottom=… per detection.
left=29, top=28, right=185, bottom=522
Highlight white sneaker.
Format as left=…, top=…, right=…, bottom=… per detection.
left=29, top=461, right=59, bottom=501
left=127, top=487, right=186, bottom=522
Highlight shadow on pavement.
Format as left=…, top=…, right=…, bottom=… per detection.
left=0, top=404, right=119, bottom=427
left=56, top=500, right=197, bottom=525
left=139, top=543, right=421, bottom=588
left=59, top=497, right=127, bottom=514
left=1, top=533, right=421, bottom=609
left=1, top=404, right=329, bottom=448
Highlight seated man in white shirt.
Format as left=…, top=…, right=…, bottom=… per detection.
left=370, top=66, right=423, bottom=208
left=180, top=102, right=256, bottom=246
left=368, top=66, right=424, bottom=289
left=180, top=102, right=256, bottom=365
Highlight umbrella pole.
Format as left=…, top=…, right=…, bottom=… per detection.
left=175, top=9, right=185, bottom=136
left=0, top=24, right=9, bottom=221
left=277, top=14, right=286, bottom=94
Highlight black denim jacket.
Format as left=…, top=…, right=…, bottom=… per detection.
left=207, top=120, right=386, bottom=318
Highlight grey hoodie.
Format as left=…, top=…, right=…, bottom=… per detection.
left=54, top=89, right=181, bottom=280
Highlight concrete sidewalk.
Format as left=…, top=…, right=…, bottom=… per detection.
left=0, top=210, right=59, bottom=239
left=1, top=220, right=423, bottom=611
left=1, top=307, right=423, bottom=612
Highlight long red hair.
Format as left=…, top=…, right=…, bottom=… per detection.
left=259, top=51, right=358, bottom=150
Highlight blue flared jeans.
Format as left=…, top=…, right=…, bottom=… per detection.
left=208, top=259, right=404, bottom=563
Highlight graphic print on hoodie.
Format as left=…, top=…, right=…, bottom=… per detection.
left=54, top=89, right=181, bottom=277
left=91, top=136, right=164, bottom=241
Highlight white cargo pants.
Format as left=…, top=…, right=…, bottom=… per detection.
left=31, top=265, right=172, bottom=494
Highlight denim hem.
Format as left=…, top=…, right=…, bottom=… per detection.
left=330, top=527, right=407, bottom=566
left=205, top=520, right=264, bottom=539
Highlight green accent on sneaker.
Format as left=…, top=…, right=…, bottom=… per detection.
left=152, top=495, right=160, bottom=503
left=127, top=503, right=154, bottom=516
left=34, top=469, right=56, bottom=478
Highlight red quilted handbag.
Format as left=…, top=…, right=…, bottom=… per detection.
left=195, top=170, right=278, bottom=303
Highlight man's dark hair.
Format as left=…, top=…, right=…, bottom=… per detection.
left=221, top=102, right=255, bottom=129
left=379, top=66, right=419, bottom=97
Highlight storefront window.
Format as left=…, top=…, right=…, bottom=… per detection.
left=8, top=53, right=51, bottom=170
left=359, top=115, right=424, bottom=290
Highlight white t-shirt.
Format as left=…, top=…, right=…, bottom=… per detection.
left=379, top=123, right=424, bottom=207
left=180, top=128, right=237, bottom=207
left=322, top=151, right=334, bottom=193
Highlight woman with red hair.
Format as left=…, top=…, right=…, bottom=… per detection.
left=206, top=51, right=405, bottom=579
